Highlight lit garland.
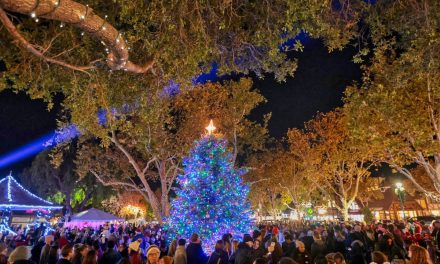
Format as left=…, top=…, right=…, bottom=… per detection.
left=167, top=134, right=254, bottom=253
left=0, top=174, right=63, bottom=210
left=24, top=0, right=131, bottom=71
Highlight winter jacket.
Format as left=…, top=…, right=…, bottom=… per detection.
left=100, top=248, right=122, bottom=264
left=282, top=241, right=296, bottom=258
left=234, top=243, right=254, bottom=264
left=292, top=251, right=310, bottom=264
left=207, top=249, right=228, bottom=264
left=40, top=245, right=51, bottom=264
left=186, top=242, right=208, bottom=264
left=311, top=240, right=327, bottom=263
left=174, top=245, right=187, bottom=264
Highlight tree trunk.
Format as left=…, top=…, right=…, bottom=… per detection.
left=341, top=203, right=349, bottom=222
left=64, top=191, right=72, bottom=216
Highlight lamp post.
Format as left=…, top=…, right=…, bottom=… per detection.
left=395, top=182, right=406, bottom=220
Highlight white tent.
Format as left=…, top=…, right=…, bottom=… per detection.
left=64, top=208, right=124, bottom=228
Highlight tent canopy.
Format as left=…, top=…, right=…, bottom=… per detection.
left=64, top=208, right=124, bottom=228
left=0, top=174, right=62, bottom=210
left=70, top=208, right=124, bottom=222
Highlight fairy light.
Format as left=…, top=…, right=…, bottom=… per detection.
left=167, top=132, right=254, bottom=253
left=0, top=174, right=63, bottom=210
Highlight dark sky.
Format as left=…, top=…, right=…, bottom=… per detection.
left=0, top=38, right=361, bottom=176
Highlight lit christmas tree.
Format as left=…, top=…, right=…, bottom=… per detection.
left=167, top=120, right=254, bottom=252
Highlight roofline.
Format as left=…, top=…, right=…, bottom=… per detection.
left=1, top=174, right=56, bottom=206
left=0, top=204, right=63, bottom=210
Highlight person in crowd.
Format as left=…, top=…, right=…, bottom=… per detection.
left=0, top=243, right=8, bottom=264
left=146, top=245, right=161, bottom=264
left=40, top=235, right=54, bottom=264
left=234, top=234, right=254, bottom=264
left=268, top=236, right=283, bottom=264
left=292, top=241, right=309, bottom=264
left=333, top=252, right=345, bottom=264
left=117, top=243, right=128, bottom=259
left=167, top=239, right=177, bottom=257
left=208, top=240, right=228, bottom=264
left=173, top=239, right=187, bottom=264
left=186, top=233, right=207, bottom=264
left=407, top=244, right=432, bottom=264
left=281, top=234, right=295, bottom=258
left=30, top=237, right=44, bottom=264
left=252, top=239, right=266, bottom=260
left=128, top=240, right=142, bottom=264
left=370, top=251, right=389, bottom=264
left=99, top=240, right=121, bottom=264
left=8, top=246, right=33, bottom=264
left=349, top=240, right=367, bottom=264
left=159, top=256, right=172, bottom=264
left=228, top=240, right=239, bottom=264
left=71, top=244, right=87, bottom=264
left=310, top=231, right=326, bottom=263
left=82, top=250, right=97, bottom=264
left=56, top=244, right=73, bottom=264
left=47, top=241, right=59, bottom=264
left=377, top=233, right=405, bottom=262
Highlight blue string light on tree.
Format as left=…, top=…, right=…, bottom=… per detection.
left=167, top=120, right=254, bottom=253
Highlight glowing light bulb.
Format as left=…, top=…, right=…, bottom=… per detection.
left=205, top=120, right=216, bottom=135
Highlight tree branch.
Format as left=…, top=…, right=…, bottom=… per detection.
left=0, top=0, right=154, bottom=73
left=0, top=7, right=94, bottom=73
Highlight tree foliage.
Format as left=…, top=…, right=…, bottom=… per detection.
left=344, top=0, right=440, bottom=200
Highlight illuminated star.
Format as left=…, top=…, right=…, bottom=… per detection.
left=205, top=119, right=216, bottom=135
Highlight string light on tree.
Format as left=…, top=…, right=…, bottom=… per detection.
left=167, top=120, right=254, bottom=253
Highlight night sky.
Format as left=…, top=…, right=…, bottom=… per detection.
left=0, top=38, right=361, bottom=176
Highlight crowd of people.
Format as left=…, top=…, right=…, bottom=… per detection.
left=0, top=219, right=439, bottom=264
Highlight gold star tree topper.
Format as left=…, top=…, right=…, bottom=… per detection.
left=205, top=119, right=216, bottom=135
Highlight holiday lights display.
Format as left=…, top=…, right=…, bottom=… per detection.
left=0, top=174, right=62, bottom=210
left=167, top=129, right=254, bottom=252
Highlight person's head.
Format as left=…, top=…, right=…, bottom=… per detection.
left=408, top=244, right=432, bottom=264
left=333, top=252, right=345, bottom=264
left=284, top=233, right=292, bottom=242
left=107, top=240, right=116, bottom=250
left=83, top=250, right=97, bottom=264
left=277, top=257, right=298, bottom=264
left=296, top=240, right=305, bottom=253
left=61, top=244, right=74, bottom=260
left=190, top=233, right=200, bottom=244
left=147, top=245, right=161, bottom=264
left=253, top=258, right=267, bottom=264
left=159, top=256, right=172, bottom=264
left=371, top=251, right=389, bottom=264
left=325, top=253, right=335, bottom=264
left=253, top=239, right=261, bottom=249
left=243, top=234, right=254, bottom=248
left=215, top=240, right=224, bottom=251
left=8, top=246, right=30, bottom=263
left=74, top=243, right=88, bottom=258
left=178, top=238, right=186, bottom=246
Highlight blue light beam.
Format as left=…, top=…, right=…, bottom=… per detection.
left=0, top=124, right=80, bottom=169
